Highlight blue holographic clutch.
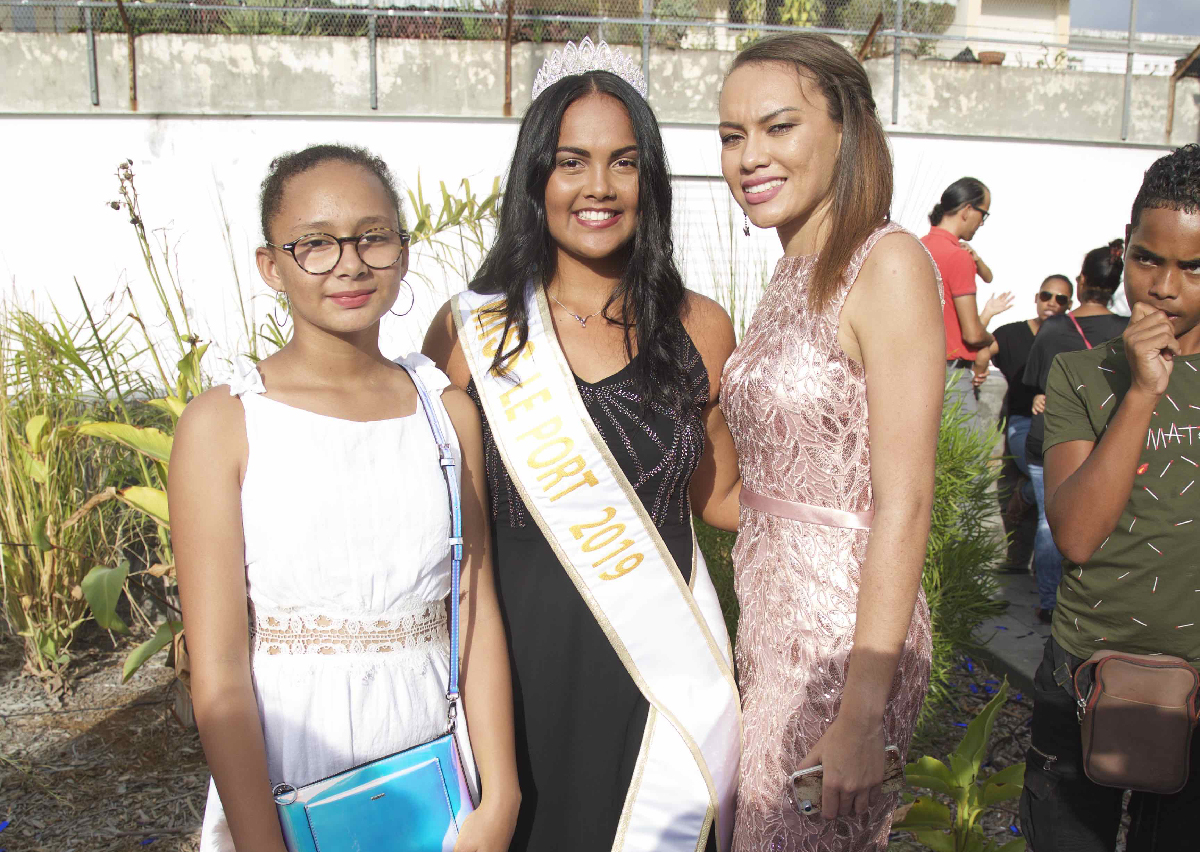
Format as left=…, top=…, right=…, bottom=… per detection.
left=272, top=364, right=476, bottom=851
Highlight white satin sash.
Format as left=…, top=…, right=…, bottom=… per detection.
left=452, top=286, right=741, bottom=852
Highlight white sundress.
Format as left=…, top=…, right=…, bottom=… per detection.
left=199, top=352, right=474, bottom=851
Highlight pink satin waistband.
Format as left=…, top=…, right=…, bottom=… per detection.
left=740, top=487, right=874, bottom=530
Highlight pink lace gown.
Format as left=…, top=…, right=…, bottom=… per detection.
left=720, top=222, right=934, bottom=851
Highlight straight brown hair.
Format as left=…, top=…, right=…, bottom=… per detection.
left=729, top=34, right=893, bottom=314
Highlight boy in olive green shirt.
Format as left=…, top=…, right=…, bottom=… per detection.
left=1020, top=144, right=1200, bottom=850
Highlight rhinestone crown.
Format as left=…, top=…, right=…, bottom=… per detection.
left=531, top=37, right=648, bottom=101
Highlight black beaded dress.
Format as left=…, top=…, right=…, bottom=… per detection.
left=466, top=321, right=711, bottom=852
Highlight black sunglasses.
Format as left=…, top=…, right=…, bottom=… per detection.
left=1038, top=291, right=1069, bottom=306
left=970, top=204, right=991, bottom=224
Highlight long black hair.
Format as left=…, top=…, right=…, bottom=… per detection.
left=928, top=177, right=988, bottom=226
left=470, top=70, right=690, bottom=413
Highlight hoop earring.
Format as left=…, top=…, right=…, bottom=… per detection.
left=743, top=211, right=750, bottom=237
left=389, top=279, right=415, bottom=318
left=269, top=295, right=290, bottom=329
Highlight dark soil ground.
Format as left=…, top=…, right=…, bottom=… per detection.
left=0, top=621, right=1037, bottom=852
left=0, top=628, right=205, bottom=852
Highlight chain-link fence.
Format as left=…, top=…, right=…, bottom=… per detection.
left=4, top=0, right=1197, bottom=137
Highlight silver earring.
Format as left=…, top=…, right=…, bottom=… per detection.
left=269, top=295, right=290, bottom=329
left=743, top=211, right=750, bottom=237
left=389, top=279, right=415, bottom=317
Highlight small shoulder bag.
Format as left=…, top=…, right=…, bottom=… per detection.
left=271, top=366, right=477, bottom=852
left=1073, top=650, right=1199, bottom=794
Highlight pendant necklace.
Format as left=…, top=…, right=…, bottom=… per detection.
left=549, top=291, right=605, bottom=328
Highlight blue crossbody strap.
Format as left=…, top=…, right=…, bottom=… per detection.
left=403, top=366, right=463, bottom=727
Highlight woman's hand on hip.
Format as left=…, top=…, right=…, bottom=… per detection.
left=795, top=713, right=887, bottom=820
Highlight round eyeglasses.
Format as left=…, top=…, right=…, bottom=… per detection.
left=270, top=228, right=410, bottom=275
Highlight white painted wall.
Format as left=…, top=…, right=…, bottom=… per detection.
left=0, top=114, right=1168, bottom=368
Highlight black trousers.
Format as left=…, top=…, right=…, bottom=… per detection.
left=1019, top=637, right=1200, bottom=851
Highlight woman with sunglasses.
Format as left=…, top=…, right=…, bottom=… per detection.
left=972, top=276, right=1074, bottom=574
left=921, top=177, right=1013, bottom=423
left=1022, top=244, right=1127, bottom=623
left=172, top=144, right=520, bottom=852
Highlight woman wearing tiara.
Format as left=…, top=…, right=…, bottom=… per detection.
left=716, top=35, right=940, bottom=851
left=424, top=39, right=742, bottom=852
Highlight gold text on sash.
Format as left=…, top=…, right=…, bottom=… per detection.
left=486, top=325, right=643, bottom=583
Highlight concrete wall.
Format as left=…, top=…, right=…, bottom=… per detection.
left=3, top=33, right=1197, bottom=145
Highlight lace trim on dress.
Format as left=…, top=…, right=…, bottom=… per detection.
left=249, top=600, right=449, bottom=656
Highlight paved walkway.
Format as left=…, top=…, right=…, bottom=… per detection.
left=972, top=570, right=1051, bottom=693
left=961, top=371, right=1051, bottom=692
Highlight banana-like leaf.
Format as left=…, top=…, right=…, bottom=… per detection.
left=22, top=450, right=48, bottom=485
left=949, top=751, right=976, bottom=790
left=118, top=486, right=170, bottom=526
left=954, top=679, right=1009, bottom=774
left=123, top=620, right=183, bottom=682
left=32, top=515, right=53, bottom=552
left=905, top=755, right=954, bottom=795
left=891, top=796, right=952, bottom=831
left=176, top=344, right=209, bottom=399
left=146, top=396, right=188, bottom=420
left=982, top=762, right=1026, bottom=806
left=81, top=563, right=130, bottom=634
left=78, top=421, right=173, bottom=464
left=25, top=414, right=50, bottom=453
left=910, top=830, right=956, bottom=852
left=994, top=838, right=1027, bottom=852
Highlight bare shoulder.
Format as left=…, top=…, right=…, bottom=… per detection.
left=172, top=386, right=247, bottom=468
left=856, top=230, right=938, bottom=296
left=423, top=299, right=459, bottom=355
left=423, top=298, right=472, bottom=388
left=439, top=384, right=482, bottom=444
left=681, top=290, right=736, bottom=358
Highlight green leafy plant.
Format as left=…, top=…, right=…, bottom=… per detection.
left=923, top=387, right=1006, bottom=710
left=895, top=678, right=1025, bottom=852
left=780, top=0, right=824, bottom=28
left=0, top=306, right=137, bottom=678
left=652, top=0, right=698, bottom=49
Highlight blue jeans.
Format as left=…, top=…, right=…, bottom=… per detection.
left=1007, top=415, right=1034, bottom=504
left=1029, top=462, right=1063, bottom=611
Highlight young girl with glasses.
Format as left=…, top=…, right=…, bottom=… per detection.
left=170, top=144, right=520, bottom=852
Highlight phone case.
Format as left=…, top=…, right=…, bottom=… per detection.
left=787, top=746, right=905, bottom=816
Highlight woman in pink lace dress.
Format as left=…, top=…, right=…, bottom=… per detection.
left=714, top=35, right=944, bottom=851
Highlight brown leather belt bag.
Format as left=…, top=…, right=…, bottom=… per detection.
left=1073, top=650, right=1200, bottom=794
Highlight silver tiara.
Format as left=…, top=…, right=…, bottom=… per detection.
left=531, top=37, right=648, bottom=102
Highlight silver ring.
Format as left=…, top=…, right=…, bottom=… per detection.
left=272, top=783, right=298, bottom=805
